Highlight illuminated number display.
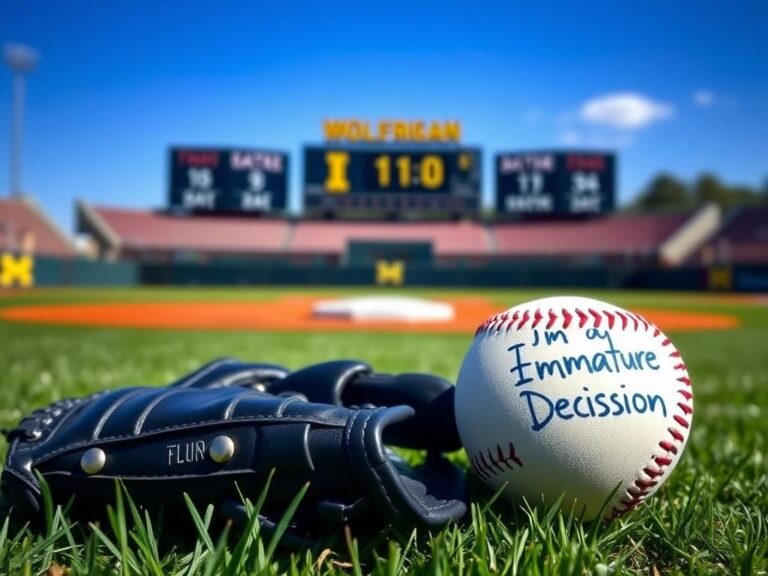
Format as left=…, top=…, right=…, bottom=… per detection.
left=168, top=147, right=289, bottom=213
left=304, top=147, right=481, bottom=213
left=495, top=151, right=615, bottom=216
left=371, top=154, right=444, bottom=190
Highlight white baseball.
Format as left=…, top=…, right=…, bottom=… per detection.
left=455, top=296, right=693, bottom=520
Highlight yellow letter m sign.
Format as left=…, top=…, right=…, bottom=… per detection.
left=0, top=253, right=35, bottom=288
left=375, top=260, right=404, bottom=286
left=707, top=266, right=732, bottom=291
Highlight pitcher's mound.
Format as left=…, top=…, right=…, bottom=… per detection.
left=313, top=295, right=454, bottom=322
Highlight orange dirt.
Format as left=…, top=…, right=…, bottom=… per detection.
left=0, top=296, right=739, bottom=333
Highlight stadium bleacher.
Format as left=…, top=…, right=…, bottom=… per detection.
left=491, top=212, right=690, bottom=262
left=77, top=203, right=290, bottom=260
left=77, top=201, right=707, bottom=265
left=0, top=197, right=75, bottom=257
left=290, top=220, right=490, bottom=258
left=697, top=206, right=768, bottom=265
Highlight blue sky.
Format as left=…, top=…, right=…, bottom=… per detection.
left=1, top=0, right=766, bottom=231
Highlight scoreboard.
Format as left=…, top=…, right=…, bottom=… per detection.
left=496, top=151, right=615, bottom=217
left=168, top=147, right=289, bottom=214
left=303, top=146, right=481, bottom=214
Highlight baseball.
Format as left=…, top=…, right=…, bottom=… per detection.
left=455, top=296, right=693, bottom=520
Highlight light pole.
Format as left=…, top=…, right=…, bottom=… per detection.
left=3, top=43, right=39, bottom=198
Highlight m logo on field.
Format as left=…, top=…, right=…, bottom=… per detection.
left=376, top=260, right=404, bottom=286
left=708, top=266, right=732, bottom=291
left=0, top=253, right=34, bottom=288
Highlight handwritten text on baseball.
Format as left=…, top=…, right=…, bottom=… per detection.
left=508, top=328, right=666, bottom=431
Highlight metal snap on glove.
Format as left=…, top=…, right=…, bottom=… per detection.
left=1, top=358, right=466, bottom=545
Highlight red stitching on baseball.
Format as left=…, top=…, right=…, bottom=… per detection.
left=677, top=402, right=692, bottom=415
left=470, top=442, right=523, bottom=480
left=470, top=454, right=488, bottom=479
left=546, top=309, right=557, bottom=329
left=475, top=452, right=494, bottom=479
left=643, top=466, right=663, bottom=478
left=473, top=453, right=489, bottom=478
left=634, top=478, right=657, bottom=490
left=472, top=305, right=692, bottom=520
left=626, top=485, right=644, bottom=497
left=658, top=440, right=678, bottom=454
left=673, top=414, right=690, bottom=428
left=654, top=456, right=673, bottom=466
left=668, top=427, right=684, bottom=441
left=613, top=358, right=693, bottom=519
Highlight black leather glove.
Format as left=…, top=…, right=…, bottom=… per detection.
left=1, top=359, right=466, bottom=544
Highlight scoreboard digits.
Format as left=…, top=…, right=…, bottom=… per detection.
left=496, top=151, right=615, bottom=217
left=304, top=147, right=481, bottom=213
left=323, top=151, right=448, bottom=193
left=371, top=154, right=444, bottom=190
left=172, top=150, right=226, bottom=211
left=168, top=147, right=289, bottom=214
left=168, top=145, right=615, bottom=218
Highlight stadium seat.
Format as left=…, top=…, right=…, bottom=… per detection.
left=0, top=197, right=75, bottom=257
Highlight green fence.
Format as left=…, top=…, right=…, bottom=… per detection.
left=4, top=254, right=766, bottom=292
left=33, top=256, right=138, bottom=286
left=137, top=260, right=681, bottom=289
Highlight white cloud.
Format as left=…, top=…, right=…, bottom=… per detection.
left=579, top=92, right=674, bottom=130
left=693, top=89, right=715, bottom=107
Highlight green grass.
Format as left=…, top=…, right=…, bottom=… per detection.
left=0, top=287, right=766, bottom=575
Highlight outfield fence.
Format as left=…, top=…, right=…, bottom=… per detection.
left=4, top=253, right=767, bottom=292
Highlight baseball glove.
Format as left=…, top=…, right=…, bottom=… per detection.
left=1, top=358, right=465, bottom=544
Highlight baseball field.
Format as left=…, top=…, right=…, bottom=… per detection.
left=1, top=287, right=766, bottom=575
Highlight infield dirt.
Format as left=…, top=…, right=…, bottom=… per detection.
left=0, top=295, right=740, bottom=332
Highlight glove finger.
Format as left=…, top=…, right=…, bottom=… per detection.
left=346, top=406, right=467, bottom=531
left=267, top=360, right=461, bottom=452
left=170, top=358, right=290, bottom=389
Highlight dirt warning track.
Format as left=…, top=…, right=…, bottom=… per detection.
left=0, top=296, right=739, bottom=333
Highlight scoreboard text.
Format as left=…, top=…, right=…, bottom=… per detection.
left=495, top=151, right=615, bottom=217
left=304, top=147, right=481, bottom=213
left=168, top=147, right=289, bottom=214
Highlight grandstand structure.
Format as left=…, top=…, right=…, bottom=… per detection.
left=0, top=196, right=75, bottom=257
left=0, top=193, right=763, bottom=290
left=76, top=200, right=720, bottom=267
left=696, top=206, right=768, bottom=265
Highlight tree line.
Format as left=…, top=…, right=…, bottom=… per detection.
left=631, top=173, right=767, bottom=212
